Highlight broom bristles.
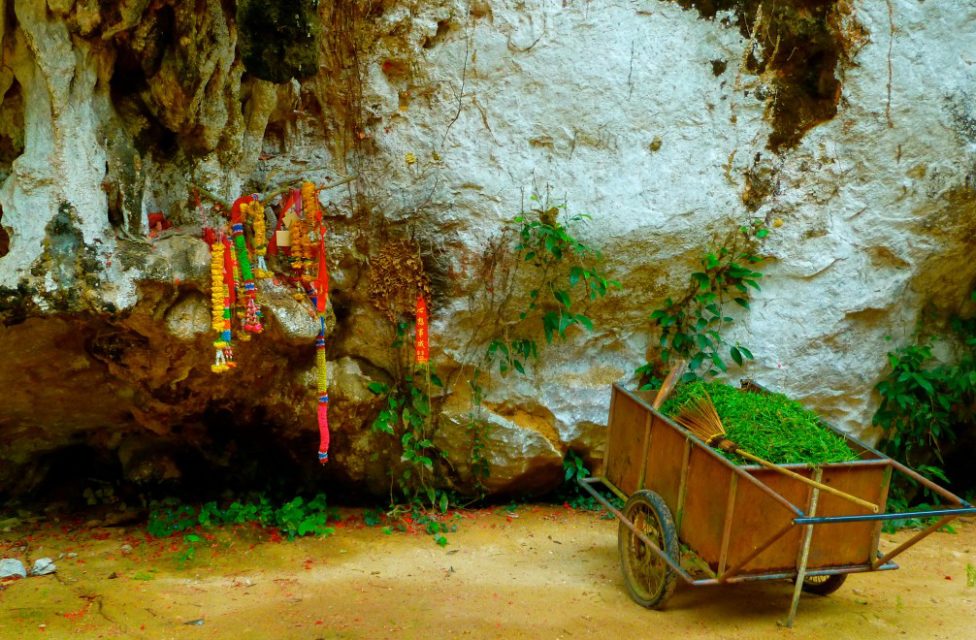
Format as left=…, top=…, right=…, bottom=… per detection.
left=673, top=392, right=727, bottom=443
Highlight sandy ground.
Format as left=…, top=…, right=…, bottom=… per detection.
left=1, top=506, right=974, bottom=640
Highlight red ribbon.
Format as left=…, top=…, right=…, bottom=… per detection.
left=415, top=294, right=429, bottom=365
left=315, top=230, right=329, bottom=314
left=229, top=194, right=255, bottom=225
left=222, top=235, right=236, bottom=306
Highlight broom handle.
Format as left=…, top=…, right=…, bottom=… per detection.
left=735, top=449, right=880, bottom=513
left=652, top=360, right=688, bottom=409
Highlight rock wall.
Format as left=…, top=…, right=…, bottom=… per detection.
left=1, top=0, right=974, bottom=499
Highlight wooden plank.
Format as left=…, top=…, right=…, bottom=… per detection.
left=806, top=464, right=888, bottom=568
left=726, top=463, right=888, bottom=573
left=725, top=469, right=809, bottom=572
left=596, top=386, right=618, bottom=478
left=677, top=446, right=735, bottom=567
left=605, top=389, right=649, bottom=496
left=642, top=414, right=687, bottom=513
left=717, top=474, right=738, bottom=576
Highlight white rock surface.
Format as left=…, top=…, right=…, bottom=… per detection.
left=347, top=0, right=976, bottom=444
left=0, top=1, right=974, bottom=492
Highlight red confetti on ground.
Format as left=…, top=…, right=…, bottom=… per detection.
left=62, top=604, right=89, bottom=620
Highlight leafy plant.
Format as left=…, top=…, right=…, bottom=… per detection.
left=639, top=222, right=766, bottom=385
left=462, top=370, right=492, bottom=499
left=554, top=450, right=620, bottom=514
left=563, top=450, right=590, bottom=484
left=273, top=495, right=336, bottom=540
left=486, top=197, right=620, bottom=376
left=368, top=365, right=449, bottom=512
left=967, top=563, right=975, bottom=588
left=147, top=499, right=198, bottom=537
left=874, top=342, right=968, bottom=466
left=176, top=533, right=202, bottom=566
left=874, top=289, right=976, bottom=528
left=147, top=493, right=338, bottom=541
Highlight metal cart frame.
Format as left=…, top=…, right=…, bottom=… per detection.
left=579, top=382, right=976, bottom=624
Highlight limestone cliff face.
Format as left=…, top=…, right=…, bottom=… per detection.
left=0, top=1, right=974, bottom=498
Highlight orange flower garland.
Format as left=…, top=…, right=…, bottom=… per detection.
left=209, top=237, right=234, bottom=372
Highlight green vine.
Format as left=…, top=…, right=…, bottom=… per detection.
left=485, top=197, right=620, bottom=376
left=638, top=221, right=767, bottom=386
left=462, top=369, right=492, bottom=499
left=368, top=322, right=451, bottom=514
left=451, top=193, right=620, bottom=502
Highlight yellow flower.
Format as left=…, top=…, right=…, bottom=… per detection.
left=405, top=152, right=417, bottom=165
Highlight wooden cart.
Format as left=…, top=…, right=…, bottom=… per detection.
left=578, top=381, right=976, bottom=624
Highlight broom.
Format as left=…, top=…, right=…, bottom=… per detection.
left=652, top=359, right=688, bottom=410
left=674, top=392, right=879, bottom=513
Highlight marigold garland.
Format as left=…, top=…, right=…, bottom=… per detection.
left=200, top=184, right=339, bottom=463
left=209, top=237, right=234, bottom=373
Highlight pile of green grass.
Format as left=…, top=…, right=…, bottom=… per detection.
left=660, top=381, right=858, bottom=466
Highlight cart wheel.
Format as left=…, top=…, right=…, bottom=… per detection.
left=618, top=490, right=679, bottom=609
left=798, top=574, right=847, bottom=596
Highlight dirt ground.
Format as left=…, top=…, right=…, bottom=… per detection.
left=1, top=506, right=974, bottom=640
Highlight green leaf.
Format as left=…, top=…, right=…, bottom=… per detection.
left=913, top=374, right=935, bottom=395
left=367, top=381, right=388, bottom=395
left=738, top=345, right=754, bottom=360
left=558, top=312, right=574, bottom=336
left=576, top=314, right=594, bottom=331
left=439, top=493, right=449, bottom=513
left=542, top=312, right=558, bottom=343
left=569, top=266, right=583, bottom=287
left=712, top=353, right=727, bottom=372
left=756, top=228, right=769, bottom=239
left=553, top=289, right=572, bottom=309
left=730, top=346, right=743, bottom=366
left=691, top=272, right=710, bottom=291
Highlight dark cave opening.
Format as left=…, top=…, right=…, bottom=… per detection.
left=5, top=410, right=340, bottom=518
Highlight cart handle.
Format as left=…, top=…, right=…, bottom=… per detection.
left=794, top=506, right=976, bottom=525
